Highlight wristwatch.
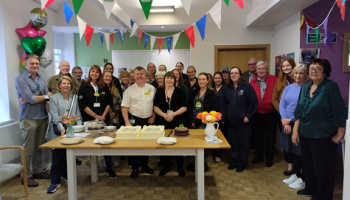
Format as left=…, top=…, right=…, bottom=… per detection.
left=288, top=118, right=291, bottom=122
left=43, top=95, right=49, bottom=100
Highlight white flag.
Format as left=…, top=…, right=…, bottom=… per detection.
left=130, top=24, right=138, bottom=37
left=209, top=0, right=222, bottom=29
left=41, top=0, right=48, bottom=10
left=150, top=36, right=156, bottom=50
left=103, top=0, right=116, bottom=20
left=104, top=33, right=110, bottom=51
left=120, top=27, right=124, bottom=39
left=172, top=33, right=180, bottom=49
left=180, top=0, right=192, bottom=15
left=77, top=15, right=87, bottom=40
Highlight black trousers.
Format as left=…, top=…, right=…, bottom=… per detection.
left=160, top=156, right=184, bottom=170
left=50, top=149, right=67, bottom=184
left=227, top=122, right=253, bottom=168
left=301, top=136, right=337, bottom=200
left=211, top=122, right=227, bottom=157
left=293, top=154, right=303, bottom=179
left=253, top=112, right=278, bottom=161
left=129, top=113, right=151, bottom=170
left=284, top=151, right=294, bottom=163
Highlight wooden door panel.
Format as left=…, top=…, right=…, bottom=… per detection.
left=218, top=49, right=264, bottom=73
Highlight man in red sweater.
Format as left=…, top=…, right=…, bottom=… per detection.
left=249, top=61, right=278, bottom=167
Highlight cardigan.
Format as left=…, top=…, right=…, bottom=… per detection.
left=272, top=76, right=294, bottom=113
left=250, top=74, right=278, bottom=114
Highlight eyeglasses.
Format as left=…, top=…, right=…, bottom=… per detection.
left=230, top=72, right=239, bottom=75
left=309, top=68, right=323, bottom=72
left=29, top=62, right=39, bottom=65
left=248, top=63, right=256, bottom=66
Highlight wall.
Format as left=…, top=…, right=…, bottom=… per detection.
left=63, top=33, right=76, bottom=66
left=301, top=0, right=350, bottom=104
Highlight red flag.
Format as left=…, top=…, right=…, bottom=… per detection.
left=110, top=33, right=114, bottom=44
left=337, top=0, right=342, bottom=8
left=234, top=0, right=244, bottom=9
left=184, top=25, right=195, bottom=49
left=43, top=0, right=56, bottom=10
left=85, top=25, right=94, bottom=47
left=157, top=38, right=163, bottom=54
left=127, top=30, right=129, bottom=34
left=304, top=16, right=317, bottom=28
left=138, top=29, right=143, bottom=44
left=341, top=3, right=346, bottom=21
left=301, top=22, right=307, bottom=35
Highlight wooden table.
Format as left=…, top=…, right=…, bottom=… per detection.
left=40, top=129, right=230, bottom=200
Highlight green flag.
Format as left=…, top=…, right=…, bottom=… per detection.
left=315, top=28, right=319, bottom=47
left=139, top=0, right=153, bottom=20
left=73, top=0, right=84, bottom=16
left=224, top=0, right=229, bottom=7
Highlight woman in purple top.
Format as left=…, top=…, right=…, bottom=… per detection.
left=279, top=64, right=309, bottom=190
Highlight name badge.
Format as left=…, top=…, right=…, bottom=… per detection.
left=94, top=93, right=100, bottom=97
left=145, top=92, right=150, bottom=95
left=196, top=102, right=201, bottom=109
left=238, top=90, right=244, bottom=95
left=94, top=103, right=101, bottom=107
left=167, top=110, right=173, bottom=114
left=130, top=118, right=135, bottom=125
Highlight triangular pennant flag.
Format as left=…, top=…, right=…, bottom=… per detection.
left=131, top=19, right=135, bottom=28
left=315, top=28, right=319, bottom=47
left=42, top=0, right=55, bottom=10
left=120, top=27, right=124, bottom=38
left=172, top=32, right=180, bottom=49
left=76, top=15, right=87, bottom=40
left=224, top=0, right=229, bottom=7
left=340, top=3, right=346, bottom=21
left=73, top=0, right=84, bottom=16
left=184, top=25, right=195, bottom=49
left=41, top=0, right=48, bottom=10
left=64, top=1, right=74, bottom=25
left=305, top=15, right=317, bottom=28
left=157, top=38, right=163, bottom=54
left=301, top=22, right=307, bottom=35
left=235, top=0, right=244, bottom=9
left=325, top=31, right=336, bottom=47
left=103, top=0, right=116, bottom=20
left=110, top=33, right=114, bottom=44
left=138, top=29, right=143, bottom=44
left=306, top=25, right=310, bottom=44
left=166, top=36, right=172, bottom=53
left=99, top=32, right=104, bottom=48
left=117, top=31, right=123, bottom=44
left=127, top=29, right=129, bottom=34
left=130, top=24, right=138, bottom=37
left=144, top=33, right=149, bottom=48
left=139, top=0, right=153, bottom=20
left=300, top=14, right=304, bottom=29
left=104, top=33, right=110, bottom=51
left=342, top=0, right=347, bottom=5
left=209, top=0, right=222, bottom=29
left=337, top=0, right=342, bottom=7
left=85, top=25, right=94, bottom=47
left=323, top=17, right=328, bottom=45
left=150, top=36, right=156, bottom=49
left=196, top=15, right=207, bottom=40
left=180, top=0, right=192, bottom=15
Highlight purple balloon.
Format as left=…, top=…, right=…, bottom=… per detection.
left=15, top=21, right=47, bottom=40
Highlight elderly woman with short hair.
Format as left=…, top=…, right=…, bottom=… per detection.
left=155, top=71, right=166, bottom=89
left=292, top=59, right=347, bottom=199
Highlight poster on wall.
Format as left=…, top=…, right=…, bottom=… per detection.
left=81, top=67, right=90, bottom=80
left=117, top=68, right=127, bottom=76
left=299, top=48, right=320, bottom=63
left=275, top=52, right=295, bottom=76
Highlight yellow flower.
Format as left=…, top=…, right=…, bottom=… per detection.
left=210, top=116, right=216, bottom=122
left=210, top=111, right=217, bottom=116
left=202, top=111, right=208, bottom=115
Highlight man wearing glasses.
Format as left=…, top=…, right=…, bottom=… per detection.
left=243, top=58, right=258, bottom=82
left=72, top=66, right=85, bottom=85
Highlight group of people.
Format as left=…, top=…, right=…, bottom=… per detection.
left=15, top=53, right=346, bottom=200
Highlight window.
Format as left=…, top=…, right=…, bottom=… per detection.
left=54, top=48, right=62, bottom=75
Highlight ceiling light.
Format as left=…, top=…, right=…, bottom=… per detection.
left=150, top=6, right=175, bottom=13
left=161, top=26, right=164, bottom=28
left=99, top=28, right=102, bottom=29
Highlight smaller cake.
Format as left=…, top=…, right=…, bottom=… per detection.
left=116, top=126, right=141, bottom=139
left=88, top=124, right=105, bottom=130
left=140, top=125, right=165, bottom=139
left=174, top=125, right=189, bottom=137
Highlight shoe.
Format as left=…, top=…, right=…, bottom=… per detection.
left=76, top=159, right=82, bottom=165
left=251, top=157, right=263, bottom=164
left=114, top=158, right=120, bottom=168
left=141, top=166, right=154, bottom=174
left=130, top=169, right=138, bottom=179
left=21, top=177, right=38, bottom=187
left=236, top=167, right=245, bottom=172
left=159, top=167, right=171, bottom=176
left=297, top=189, right=312, bottom=197
left=214, top=157, right=221, bottom=163
left=105, top=168, right=117, bottom=179
left=204, top=162, right=209, bottom=172
left=265, top=159, right=273, bottom=167
left=227, top=164, right=237, bottom=170
left=61, top=176, right=68, bottom=182
left=120, top=156, right=126, bottom=160
left=32, top=172, right=50, bottom=179
left=41, top=167, right=49, bottom=173
left=284, top=169, right=294, bottom=176
left=47, top=183, right=61, bottom=193
left=178, top=168, right=186, bottom=177
left=283, top=174, right=298, bottom=184
left=186, top=160, right=195, bottom=172
left=157, top=160, right=164, bottom=167
left=289, top=178, right=305, bottom=190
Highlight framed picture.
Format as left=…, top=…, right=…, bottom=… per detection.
left=299, top=48, right=320, bottom=63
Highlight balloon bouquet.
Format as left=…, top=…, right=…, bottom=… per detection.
left=16, top=8, right=53, bottom=69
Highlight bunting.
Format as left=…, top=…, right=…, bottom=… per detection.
left=315, top=28, right=319, bottom=47
left=104, top=33, right=110, bottom=51
left=130, top=24, right=138, bottom=37
left=138, top=29, right=143, bottom=44
left=185, top=25, right=195, bottom=49
left=209, top=0, right=222, bottom=29
left=103, top=0, right=116, bottom=20
left=150, top=36, right=156, bottom=49
left=224, top=0, right=229, bottom=7
left=64, top=1, right=74, bottom=25
left=323, top=17, right=329, bottom=46
left=180, top=0, right=192, bottom=15
left=120, top=27, right=124, bottom=38
left=41, top=0, right=55, bottom=10
left=139, top=0, right=153, bottom=20
left=196, top=15, right=207, bottom=40
left=99, top=32, right=104, bottom=48
left=117, top=31, right=123, bottom=44
left=157, top=38, right=163, bottom=54
left=166, top=36, right=172, bottom=53
left=85, top=25, right=94, bottom=46
left=144, top=33, right=149, bottom=48
left=172, top=32, right=180, bottom=49
left=110, top=33, right=114, bottom=44
left=306, top=25, right=310, bottom=44
left=73, top=0, right=84, bottom=16
left=300, top=14, right=304, bottom=29
left=76, top=15, right=87, bottom=40
left=234, top=0, right=244, bottom=9
left=131, top=19, right=135, bottom=28
left=304, top=15, right=317, bottom=28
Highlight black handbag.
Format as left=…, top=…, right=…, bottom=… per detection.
left=53, top=95, right=75, bottom=136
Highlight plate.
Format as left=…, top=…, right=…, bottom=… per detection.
left=60, top=138, right=84, bottom=145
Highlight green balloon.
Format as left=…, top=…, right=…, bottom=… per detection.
left=21, top=36, right=46, bottom=57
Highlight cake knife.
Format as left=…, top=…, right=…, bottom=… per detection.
left=167, top=130, right=173, bottom=137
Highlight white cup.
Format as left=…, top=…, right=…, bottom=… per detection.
left=77, top=120, right=82, bottom=125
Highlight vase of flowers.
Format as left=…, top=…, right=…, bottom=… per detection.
left=60, top=115, right=80, bottom=138
left=197, top=111, right=222, bottom=137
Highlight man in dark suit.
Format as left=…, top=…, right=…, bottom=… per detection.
left=242, top=58, right=258, bottom=82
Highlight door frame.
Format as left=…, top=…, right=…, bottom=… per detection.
left=214, top=44, right=271, bottom=72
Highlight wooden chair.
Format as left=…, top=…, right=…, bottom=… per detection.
left=0, top=146, right=28, bottom=197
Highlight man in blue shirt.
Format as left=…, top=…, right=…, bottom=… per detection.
left=15, top=54, right=53, bottom=187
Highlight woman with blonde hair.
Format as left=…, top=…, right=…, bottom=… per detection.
left=120, top=70, right=130, bottom=93
left=184, top=65, right=198, bottom=96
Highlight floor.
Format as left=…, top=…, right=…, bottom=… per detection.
left=0, top=149, right=344, bottom=200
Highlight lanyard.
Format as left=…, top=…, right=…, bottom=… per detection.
left=215, top=85, right=222, bottom=93
left=287, top=79, right=290, bottom=85
left=31, top=76, right=43, bottom=94
left=165, top=87, right=174, bottom=110
left=258, top=81, right=266, bottom=92
left=91, top=83, right=99, bottom=102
